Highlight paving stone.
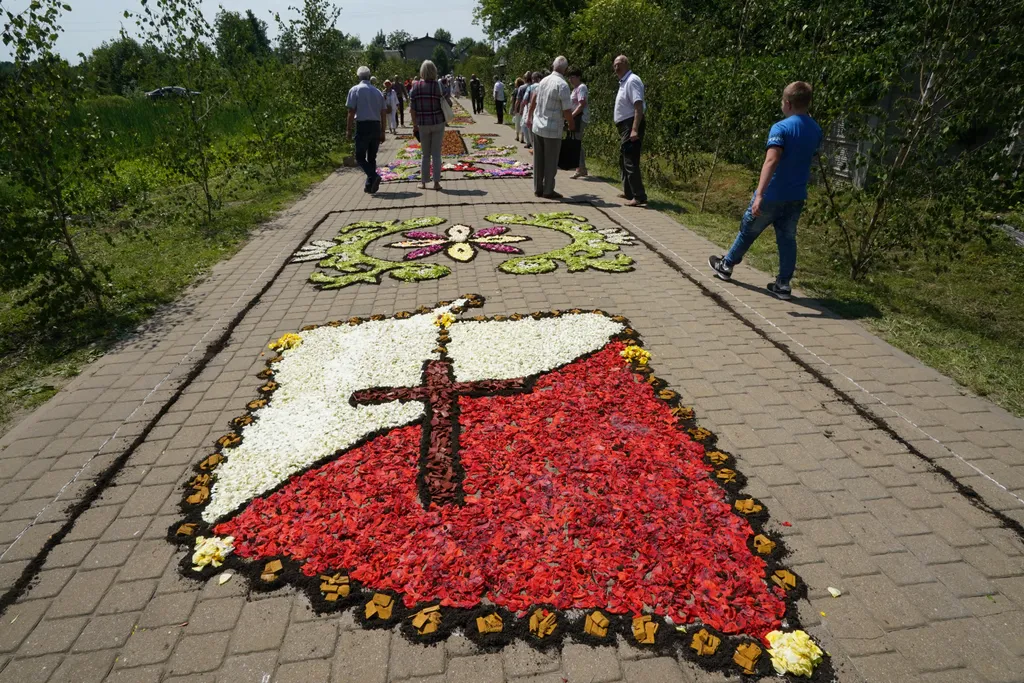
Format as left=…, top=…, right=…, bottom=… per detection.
left=502, top=640, right=560, bottom=677
left=45, top=568, right=118, bottom=618
left=388, top=637, right=444, bottom=679
left=104, top=665, right=164, bottom=683
left=622, top=656, right=690, bottom=683
left=137, top=591, right=197, bottom=628
left=49, top=650, right=116, bottom=683
left=215, top=651, right=278, bottom=683
left=280, top=620, right=337, bottom=663
left=445, top=653, right=503, bottom=683
left=0, top=655, right=63, bottom=683
left=276, top=659, right=332, bottom=683
left=562, top=643, right=620, bottom=682
left=0, top=600, right=49, bottom=652
left=168, top=632, right=231, bottom=675
left=116, top=626, right=182, bottom=668
left=230, top=596, right=291, bottom=653
left=331, top=629, right=389, bottom=683
left=97, top=580, right=157, bottom=615
left=19, top=616, right=87, bottom=656
left=185, top=598, right=245, bottom=635
left=72, top=612, right=139, bottom=651
left=932, top=562, right=997, bottom=598
left=850, top=652, right=923, bottom=683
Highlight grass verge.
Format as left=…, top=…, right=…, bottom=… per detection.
left=585, top=156, right=1024, bottom=418
left=0, top=158, right=341, bottom=435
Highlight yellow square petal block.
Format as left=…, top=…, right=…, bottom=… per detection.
left=411, top=606, right=442, bottom=635
left=690, top=628, right=721, bottom=656
left=707, top=451, right=729, bottom=465
left=176, top=523, right=197, bottom=538
left=771, top=569, right=798, bottom=591
left=753, top=534, right=777, bottom=555
left=264, top=559, right=283, bottom=573
left=365, top=593, right=394, bottom=620
left=190, top=474, right=212, bottom=488
left=476, top=613, right=503, bottom=634
left=715, top=468, right=738, bottom=484
left=529, top=610, right=557, bottom=638
left=734, top=499, right=763, bottom=515
left=584, top=611, right=610, bottom=638
left=657, top=389, right=679, bottom=401
left=672, top=406, right=696, bottom=420
left=186, top=486, right=210, bottom=505
left=631, top=615, right=658, bottom=644
left=688, top=427, right=712, bottom=441
left=734, top=642, right=762, bottom=674
left=199, top=453, right=224, bottom=471
left=319, top=574, right=350, bottom=601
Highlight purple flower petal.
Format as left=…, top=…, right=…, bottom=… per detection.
left=472, top=226, right=508, bottom=238
left=404, top=243, right=447, bottom=260
left=404, top=231, right=446, bottom=240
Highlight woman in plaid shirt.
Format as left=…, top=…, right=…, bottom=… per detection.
left=409, top=60, right=451, bottom=191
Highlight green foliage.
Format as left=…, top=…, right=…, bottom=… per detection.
left=371, top=29, right=387, bottom=47
left=387, top=30, right=412, bottom=49
left=480, top=0, right=1024, bottom=280
left=215, top=9, right=271, bottom=68
left=432, top=43, right=450, bottom=76
left=433, top=28, right=452, bottom=44
left=0, top=0, right=109, bottom=319
left=365, top=43, right=385, bottom=72
left=80, top=37, right=169, bottom=95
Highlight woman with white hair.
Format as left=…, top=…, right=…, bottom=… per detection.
left=409, top=60, right=451, bottom=191
left=383, top=80, right=399, bottom=134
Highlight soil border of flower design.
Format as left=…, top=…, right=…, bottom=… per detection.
left=294, top=213, right=635, bottom=290
left=168, top=295, right=832, bottom=680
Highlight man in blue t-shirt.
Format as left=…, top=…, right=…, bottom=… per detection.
left=709, top=81, right=822, bottom=300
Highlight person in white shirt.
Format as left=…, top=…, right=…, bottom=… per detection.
left=613, top=55, right=647, bottom=206
left=528, top=56, right=575, bottom=199
left=567, top=66, right=589, bottom=178
left=492, top=76, right=506, bottom=124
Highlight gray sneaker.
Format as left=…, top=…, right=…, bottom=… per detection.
left=709, top=255, right=733, bottom=281
left=767, top=280, right=792, bottom=300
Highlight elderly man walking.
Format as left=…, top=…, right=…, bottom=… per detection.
left=346, top=66, right=387, bottom=194
left=613, top=55, right=647, bottom=206
left=529, top=57, right=575, bottom=199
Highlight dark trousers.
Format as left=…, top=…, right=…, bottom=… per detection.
left=396, top=97, right=404, bottom=126
left=472, top=93, right=484, bottom=113
left=354, top=120, right=381, bottom=188
left=533, top=134, right=562, bottom=196
left=617, top=117, right=647, bottom=203
left=495, top=100, right=505, bottom=124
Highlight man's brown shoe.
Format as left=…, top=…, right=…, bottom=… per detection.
left=625, top=199, right=647, bottom=207
left=543, top=192, right=564, bottom=200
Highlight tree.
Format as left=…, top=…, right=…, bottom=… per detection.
left=365, top=43, right=385, bottom=72
left=132, top=0, right=223, bottom=222
left=0, top=0, right=110, bottom=317
left=81, top=37, right=154, bottom=95
left=434, top=28, right=452, bottom=43
left=386, top=30, right=412, bottom=48
left=431, top=43, right=450, bottom=76
left=473, top=0, right=587, bottom=42
left=371, top=29, right=387, bottom=47
left=455, top=36, right=474, bottom=57
left=215, top=9, right=271, bottom=68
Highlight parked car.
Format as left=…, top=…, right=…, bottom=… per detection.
left=145, top=86, right=201, bottom=100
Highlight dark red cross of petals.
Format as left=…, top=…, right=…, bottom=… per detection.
left=350, top=359, right=529, bottom=506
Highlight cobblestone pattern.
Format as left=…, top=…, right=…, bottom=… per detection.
left=0, top=100, right=1022, bottom=682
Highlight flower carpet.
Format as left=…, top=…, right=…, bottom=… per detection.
left=291, top=212, right=636, bottom=290
left=171, top=295, right=829, bottom=678
left=383, top=133, right=528, bottom=182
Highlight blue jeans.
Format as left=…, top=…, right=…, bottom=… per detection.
left=724, top=198, right=805, bottom=284
left=354, top=121, right=381, bottom=187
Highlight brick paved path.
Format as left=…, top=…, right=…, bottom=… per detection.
left=1, top=100, right=1023, bottom=683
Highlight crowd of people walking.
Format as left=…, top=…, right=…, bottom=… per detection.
left=346, top=52, right=820, bottom=298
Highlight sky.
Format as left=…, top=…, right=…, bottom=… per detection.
left=2, top=0, right=488, bottom=62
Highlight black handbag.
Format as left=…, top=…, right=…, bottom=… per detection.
left=558, top=124, right=582, bottom=170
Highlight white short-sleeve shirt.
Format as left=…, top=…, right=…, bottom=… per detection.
left=531, top=72, right=572, bottom=139
left=614, top=71, right=645, bottom=124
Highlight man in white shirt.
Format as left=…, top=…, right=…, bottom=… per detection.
left=613, top=55, right=647, bottom=206
left=529, top=56, right=575, bottom=199
left=493, top=76, right=506, bottom=125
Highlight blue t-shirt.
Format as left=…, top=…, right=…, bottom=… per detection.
left=762, top=114, right=822, bottom=202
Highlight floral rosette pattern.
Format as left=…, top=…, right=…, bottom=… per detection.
left=292, top=213, right=635, bottom=290
left=170, top=297, right=828, bottom=678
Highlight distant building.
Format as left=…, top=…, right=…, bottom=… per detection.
left=383, top=49, right=402, bottom=61
left=399, top=35, right=456, bottom=63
